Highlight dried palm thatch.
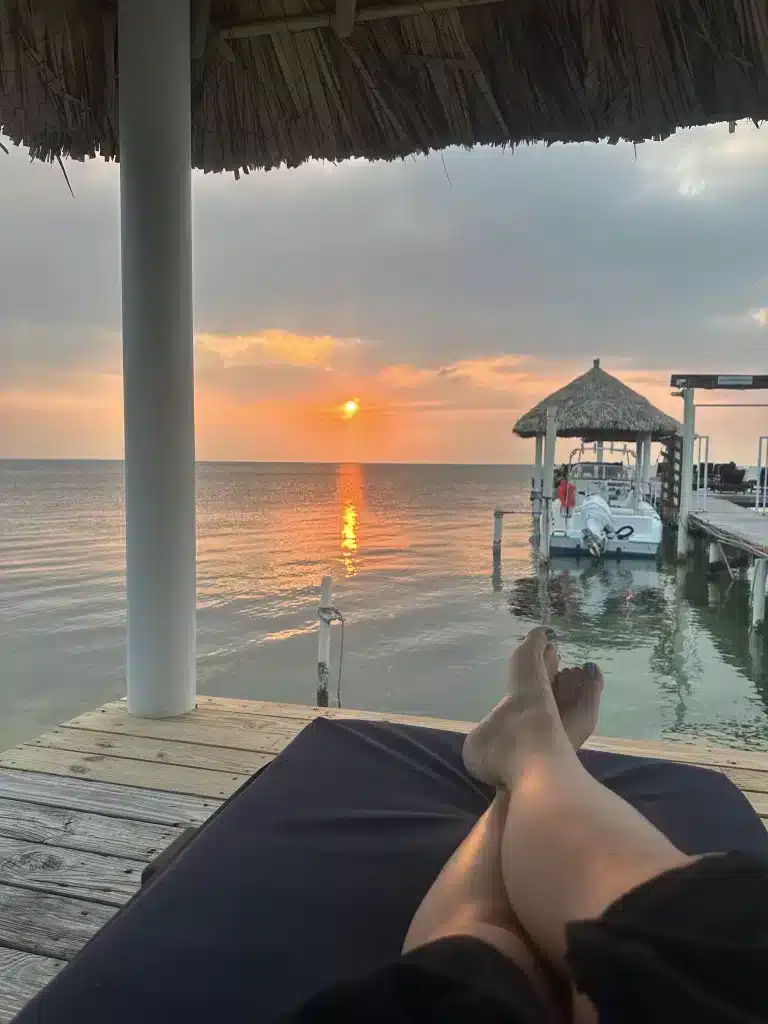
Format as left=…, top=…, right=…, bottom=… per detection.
left=2, top=0, right=768, bottom=173
left=514, top=359, right=682, bottom=441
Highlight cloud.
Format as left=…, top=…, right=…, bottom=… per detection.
left=4, top=118, right=768, bottom=460
left=377, top=364, right=437, bottom=388
left=195, top=329, right=350, bottom=369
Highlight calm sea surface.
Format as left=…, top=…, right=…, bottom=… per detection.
left=1, top=460, right=767, bottom=752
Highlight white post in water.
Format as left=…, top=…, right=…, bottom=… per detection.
left=533, top=435, right=544, bottom=517
left=676, top=388, right=696, bottom=562
left=753, top=559, right=768, bottom=632
left=492, top=507, right=504, bottom=561
left=119, top=0, right=196, bottom=717
left=317, top=576, right=333, bottom=706
left=540, top=406, right=557, bottom=563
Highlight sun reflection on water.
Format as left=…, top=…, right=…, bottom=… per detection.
left=337, top=464, right=363, bottom=576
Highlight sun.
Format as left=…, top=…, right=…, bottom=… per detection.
left=342, top=398, right=360, bottom=419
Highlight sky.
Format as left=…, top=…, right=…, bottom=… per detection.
left=1, top=121, right=768, bottom=464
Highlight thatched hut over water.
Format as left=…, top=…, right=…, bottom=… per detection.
left=514, top=359, right=681, bottom=444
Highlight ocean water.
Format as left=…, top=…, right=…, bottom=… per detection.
left=1, top=460, right=767, bottom=752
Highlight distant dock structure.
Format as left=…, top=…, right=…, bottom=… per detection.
left=509, top=358, right=679, bottom=561
left=671, top=373, right=768, bottom=630
left=493, top=364, right=768, bottom=630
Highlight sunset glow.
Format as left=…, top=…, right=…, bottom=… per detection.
left=342, top=398, right=360, bottom=419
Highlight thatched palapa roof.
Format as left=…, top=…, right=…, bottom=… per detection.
left=3, top=1, right=768, bottom=173
left=514, top=359, right=682, bottom=442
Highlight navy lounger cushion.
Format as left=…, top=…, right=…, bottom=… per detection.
left=13, top=717, right=768, bottom=1022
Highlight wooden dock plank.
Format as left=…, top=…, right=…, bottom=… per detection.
left=0, top=747, right=248, bottom=801
left=197, top=695, right=478, bottom=732
left=67, top=705, right=303, bottom=755
left=0, top=797, right=183, bottom=861
left=30, top=727, right=272, bottom=776
left=0, top=836, right=141, bottom=906
left=689, top=496, right=768, bottom=557
left=0, top=769, right=218, bottom=827
left=0, top=884, right=115, bottom=960
left=585, top=735, right=768, bottom=773
left=0, top=949, right=64, bottom=1024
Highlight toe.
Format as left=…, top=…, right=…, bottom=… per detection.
left=543, top=641, right=559, bottom=683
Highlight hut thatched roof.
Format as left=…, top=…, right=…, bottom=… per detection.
left=2, top=1, right=768, bottom=173
left=514, top=359, right=682, bottom=441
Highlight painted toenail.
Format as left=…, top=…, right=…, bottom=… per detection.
left=545, top=627, right=556, bottom=641
left=584, top=662, right=599, bottom=677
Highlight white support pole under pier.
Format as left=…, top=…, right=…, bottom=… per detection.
left=540, top=407, right=557, bottom=563
left=317, top=576, right=333, bottom=706
left=640, top=433, right=652, bottom=498
left=532, top=434, right=544, bottom=518
left=753, top=559, right=768, bottom=632
left=676, top=388, right=696, bottom=561
left=708, top=540, right=721, bottom=572
left=119, top=0, right=196, bottom=718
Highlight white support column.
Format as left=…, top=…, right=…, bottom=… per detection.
left=540, top=407, right=557, bottom=563
left=641, top=433, right=652, bottom=498
left=752, top=558, right=768, bottom=632
left=676, top=389, right=695, bottom=561
left=532, top=434, right=544, bottom=518
left=119, top=0, right=196, bottom=717
left=708, top=540, right=721, bottom=572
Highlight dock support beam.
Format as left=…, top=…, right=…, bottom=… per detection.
left=640, top=432, right=652, bottom=499
left=532, top=434, right=543, bottom=518
left=676, top=388, right=695, bottom=561
left=708, top=540, right=721, bottom=572
left=540, top=407, right=557, bottom=563
left=753, top=559, right=768, bottom=632
left=119, top=0, right=196, bottom=717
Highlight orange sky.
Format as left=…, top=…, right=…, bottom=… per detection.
left=2, top=124, right=768, bottom=465
left=0, top=332, right=764, bottom=464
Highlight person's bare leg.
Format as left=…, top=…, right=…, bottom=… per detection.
left=403, top=787, right=566, bottom=1017
left=403, top=638, right=593, bottom=1018
left=463, top=627, right=693, bottom=980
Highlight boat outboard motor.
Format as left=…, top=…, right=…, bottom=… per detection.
left=581, top=493, right=613, bottom=557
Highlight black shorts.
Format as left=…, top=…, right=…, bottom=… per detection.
left=287, top=852, right=768, bottom=1023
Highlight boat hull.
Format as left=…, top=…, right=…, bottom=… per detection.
left=548, top=533, right=660, bottom=559
left=546, top=498, right=662, bottom=560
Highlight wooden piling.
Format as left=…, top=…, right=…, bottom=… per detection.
left=317, top=576, right=332, bottom=707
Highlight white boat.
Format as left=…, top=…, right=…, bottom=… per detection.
left=547, top=444, right=662, bottom=559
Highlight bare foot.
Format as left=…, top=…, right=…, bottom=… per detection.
left=518, top=635, right=603, bottom=750
left=552, top=662, right=604, bottom=751
left=463, top=627, right=570, bottom=786
left=462, top=629, right=605, bottom=785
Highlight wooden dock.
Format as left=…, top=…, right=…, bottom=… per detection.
left=1, top=697, right=768, bottom=1019
left=689, top=495, right=768, bottom=558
